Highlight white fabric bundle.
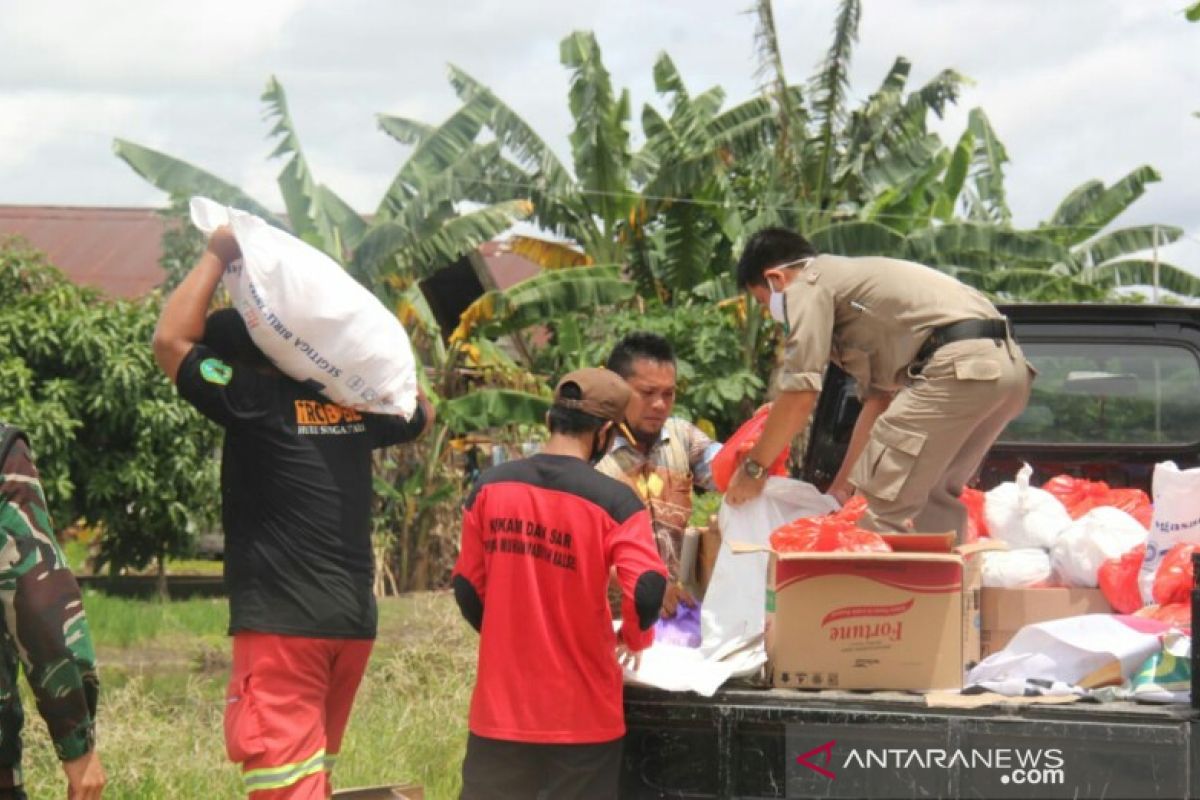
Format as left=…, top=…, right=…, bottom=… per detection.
left=984, top=464, right=1071, bottom=550
left=967, top=614, right=1168, bottom=690
left=190, top=197, right=418, bottom=417
left=981, top=548, right=1053, bottom=589
left=1051, top=507, right=1148, bottom=588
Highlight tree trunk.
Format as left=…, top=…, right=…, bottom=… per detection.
left=155, top=548, right=169, bottom=601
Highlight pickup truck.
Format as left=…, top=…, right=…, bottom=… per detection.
left=621, top=304, right=1200, bottom=799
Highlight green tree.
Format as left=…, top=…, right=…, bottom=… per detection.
left=0, top=237, right=221, bottom=595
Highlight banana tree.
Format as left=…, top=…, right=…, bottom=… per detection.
left=746, top=0, right=969, bottom=236
left=441, top=33, right=637, bottom=267
left=115, top=76, right=529, bottom=285
left=114, top=76, right=549, bottom=592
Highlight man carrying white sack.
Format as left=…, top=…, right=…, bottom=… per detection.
left=725, top=227, right=1035, bottom=540
left=153, top=227, right=433, bottom=800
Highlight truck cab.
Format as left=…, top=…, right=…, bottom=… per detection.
left=621, top=304, right=1200, bottom=800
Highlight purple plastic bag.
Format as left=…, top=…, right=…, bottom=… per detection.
left=653, top=601, right=702, bottom=648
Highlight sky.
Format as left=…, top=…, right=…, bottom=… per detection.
left=2, top=0, right=1198, bottom=272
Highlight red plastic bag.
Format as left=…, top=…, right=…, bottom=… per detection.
left=1107, top=488, right=1153, bottom=529
left=1153, top=543, right=1200, bottom=606
left=834, top=495, right=868, bottom=523
left=1043, top=474, right=1151, bottom=525
left=962, top=487, right=989, bottom=543
left=770, top=515, right=892, bottom=554
left=1043, top=474, right=1109, bottom=518
left=1137, top=603, right=1191, bottom=633
left=1098, top=545, right=1145, bottom=614
left=711, top=405, right=790, bottom=492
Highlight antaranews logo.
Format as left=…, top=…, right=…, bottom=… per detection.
left=795, top=740, right=1066, bottom=787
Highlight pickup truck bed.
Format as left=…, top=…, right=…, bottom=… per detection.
left=622, top=305, right=1200, bottom=799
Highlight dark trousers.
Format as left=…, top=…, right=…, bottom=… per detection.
left=460, top=732, right=623, bottom=800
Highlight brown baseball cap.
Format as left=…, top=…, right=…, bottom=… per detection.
left=553, top=367, right=631, bottom=423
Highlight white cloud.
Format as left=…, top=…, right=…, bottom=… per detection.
left=0, top=0, right=1196, bottom=274
left=0, top=0, right=308, bottom=90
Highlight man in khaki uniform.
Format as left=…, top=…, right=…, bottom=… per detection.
left=725, top=227, right=1034, bottom=539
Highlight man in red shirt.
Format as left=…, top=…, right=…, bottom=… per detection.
left=453, top=368, right=668, bottom=800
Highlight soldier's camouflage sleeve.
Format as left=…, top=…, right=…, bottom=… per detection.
left=0, top=437, right=98, bottom=762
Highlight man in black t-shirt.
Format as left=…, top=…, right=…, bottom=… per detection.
left=153, top=226, right=431, bottom=799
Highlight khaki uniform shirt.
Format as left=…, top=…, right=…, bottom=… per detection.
left=780, top=254, right=1002, bottom=397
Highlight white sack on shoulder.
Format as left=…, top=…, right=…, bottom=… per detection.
left=1139, top=461, right=1200, bottom=605
left=981, top=548, right=1053, bottom=589
left=984, top=463, right=1071, bottom=550
left=1051, top=507, right=1147, bottom=588
left=190, top=196, right=418, bottom=417
left=701, top=478, right=838, bottom=660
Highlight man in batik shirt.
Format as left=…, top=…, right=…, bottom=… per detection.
left=596, top=333, right=722, bottom=617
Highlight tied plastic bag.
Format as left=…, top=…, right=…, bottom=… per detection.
left=1140, top=461, right=1200, bottom=605
left=190, top=197, right=418, bottom=417
left=1051, top=507, right=1147, bottom=588
left=702, top=478, right=838, bottom=658
left=962, top=487, right=990, bottom=542
left=981, top=549, right=1053, bottom=589
left=1098, top=545, right=1146, bottom=614
left=653, top=602, right=702, bottom=648
left=985, top=464, right=1072, bottom=550
left=710, top=405, right=790, bottom=492
left=1043, top=475, right=1152, bottom=526
left=1152, top=543, right=1200, bottom=606
left=769, top=516, right=891, bottom=554
left=834, top=495, right=868, bottom=523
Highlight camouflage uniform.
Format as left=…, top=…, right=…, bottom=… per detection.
left=0, top=425, right=99, bottom=798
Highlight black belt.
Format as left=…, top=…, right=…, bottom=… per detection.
left=917, top=318, right=1011, bottom=362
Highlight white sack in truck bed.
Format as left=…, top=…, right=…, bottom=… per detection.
left=190, top=196, right=418, bottom=417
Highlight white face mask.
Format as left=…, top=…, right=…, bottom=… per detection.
left=768, top=289, right=787, bottom=325
left=764, top=257, right=813, bottom=328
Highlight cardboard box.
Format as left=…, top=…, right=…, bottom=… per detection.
left=753, top=535, right=988, bottom=691
left=980, top=586, right=1112, bottom=657
left=694, top=515, right=722, bottom=599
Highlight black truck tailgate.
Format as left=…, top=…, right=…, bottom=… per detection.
left=622, top=685, right=1200, bottom=799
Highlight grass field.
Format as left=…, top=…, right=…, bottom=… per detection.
left=19, top=591, right=475, bottom=799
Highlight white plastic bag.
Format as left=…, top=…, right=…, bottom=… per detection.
left=981, top=548, right=1053, bottom=588
left=1051, top=507, right=1147, bottom=588
left=701, top=478, right=838, bottom=659
left=1139, top=461, right=1200, bottom=605
left=190, top=197, right=418, bottom=417
left=984, top=463, right=1072, bottom=550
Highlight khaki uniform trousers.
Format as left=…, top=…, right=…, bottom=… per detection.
left=849, top=337, right=1034, bottom=539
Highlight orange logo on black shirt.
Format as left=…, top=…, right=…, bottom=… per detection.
left=294, top=400, right=363, bottom=426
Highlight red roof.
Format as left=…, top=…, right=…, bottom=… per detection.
left=0, top=205, right=167, bottom=298
left=0, top=205, right=545, bottom=300
left=478, top=240, right=541, bottom=290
